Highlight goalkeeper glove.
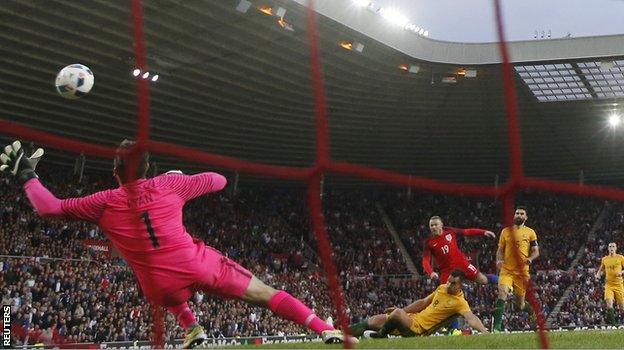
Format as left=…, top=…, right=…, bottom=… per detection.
left=0, top=140, right=44, bottom=183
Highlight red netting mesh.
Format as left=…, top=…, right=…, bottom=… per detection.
left=5, top=0, right=624, bottom=348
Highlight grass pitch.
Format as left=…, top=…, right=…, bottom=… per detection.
left=232, top=330, right=624, bottom=349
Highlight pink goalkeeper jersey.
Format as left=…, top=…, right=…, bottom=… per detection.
left=24, top=172, right=227, bottom=290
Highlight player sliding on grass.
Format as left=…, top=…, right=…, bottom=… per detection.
left=0, top=140, right=354, bottom=348
left=349, top=270, right=489, bottom=338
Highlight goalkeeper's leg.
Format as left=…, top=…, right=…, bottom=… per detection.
left=168, top=303, right=197, bottom=329
left=196, top=246, right=355, bottom=343
left=240, top=276, right=334, bottom=334
left=240, top=276, right=357, bottom=343
left=168, top=303, right=206, bottom=349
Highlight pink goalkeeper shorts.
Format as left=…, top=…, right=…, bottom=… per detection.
left=136, top=242, right=253, bottom=307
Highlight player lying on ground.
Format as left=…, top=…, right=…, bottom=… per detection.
left=595, top=242, right=624, bottom=326
left=348, top=270, right=488, bottom=338
left=493, top=206, right=539, bottom=332
left=422, top=216, right=498, bottom=285
left=0, top=140, right=354, bottom=348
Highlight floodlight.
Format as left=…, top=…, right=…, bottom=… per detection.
left=609, top=114, right=621, bottom=127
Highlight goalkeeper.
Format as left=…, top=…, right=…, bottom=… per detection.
left=1, top=140, right=354, bottom=348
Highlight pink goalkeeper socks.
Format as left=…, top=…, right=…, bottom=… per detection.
left=308, top=317, right=334, bottom=334
left=168, top=303, right=197, bottom=329
left=267, top=290, right=334, bottom=335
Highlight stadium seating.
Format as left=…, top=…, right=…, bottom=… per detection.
left=0, top=170, right=613, bottom=345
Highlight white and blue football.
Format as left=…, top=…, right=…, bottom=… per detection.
left=55, top=64, right=94, bottom=99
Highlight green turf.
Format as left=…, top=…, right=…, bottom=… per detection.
left=228, top=330, right=624, bottom=349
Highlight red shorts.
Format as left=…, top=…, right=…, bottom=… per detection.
left=135, top=243, right=253, bottom=307
left=439, top=262, right=480, bottom=283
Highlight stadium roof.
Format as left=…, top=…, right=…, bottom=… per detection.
left=1, top=0, right=624, bottom=187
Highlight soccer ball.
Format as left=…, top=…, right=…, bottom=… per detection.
left=55, top=64, right=94, bottom=99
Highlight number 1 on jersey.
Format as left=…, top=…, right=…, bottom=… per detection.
left=142, top=212, right=160, bottom=248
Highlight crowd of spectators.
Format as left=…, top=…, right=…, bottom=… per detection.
left=321, top=191, right=410, bottom=276
left=552, top=202, right=624, bottom=327
left=0, top=168, right=616, bottom=346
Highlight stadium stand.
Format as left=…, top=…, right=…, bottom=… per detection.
left=1, top=169, right=614, bottom=345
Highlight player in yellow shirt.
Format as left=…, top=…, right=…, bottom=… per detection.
left=348, top=270, right=488, bottom=338
left=493, top=206, right=539, bottom=332
left=595, top=242, right=624, bottom=326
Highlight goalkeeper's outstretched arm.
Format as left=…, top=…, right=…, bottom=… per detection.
left=1, top=140, right=108, bottom=222
left=24, top=178, right=64, bottom=218
left=160, top=171, right=227, bottom=201
left=24, top=174, right=110, bottom=222
left=1, top=140, right=61, bottom=217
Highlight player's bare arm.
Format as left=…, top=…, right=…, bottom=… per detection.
left=383, top=306, right=397, bottom=314
left=496, top=243, right=505, bottom=270
left=462, top=311, right=489, bottom=333
left=595, top=261, right=604, bottom=279
left=527, top=243, right=539, bottom=265
left=403, top=294, right=434, bottom=314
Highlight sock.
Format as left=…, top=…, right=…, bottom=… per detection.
left=486, top=274, right=499, bottom=285
left=167, top=303, right=197, bottom=329
left=349, top=320, right=369, bottom=337
left=377, top=318, right=399, bottom=338
left=607, top=308, right=616, bottom=326
left=523, top=303, right=536, bottom=318
left=268, top=290, right=334, bottom=335
left=493, top=299, right=505, bottom=331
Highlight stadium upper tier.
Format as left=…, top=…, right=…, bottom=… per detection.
left=301, top=0, right=624, bottom=64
